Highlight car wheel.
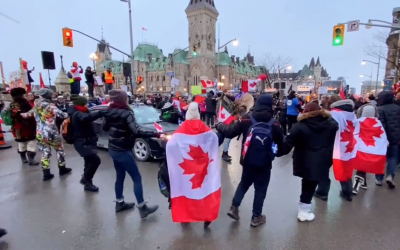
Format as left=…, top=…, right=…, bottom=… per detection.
left=133, top=138, right=150, bottom=161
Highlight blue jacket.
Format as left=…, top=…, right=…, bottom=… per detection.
left=286, top=98, right=300, bottom=116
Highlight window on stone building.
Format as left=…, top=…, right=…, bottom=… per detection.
left=162, top=75, right=165, bottom=81
left=150, top=75, right=153, bottom=82
left=156, top=75, right=159, bottom=81
left=184, top=74, right=187, bottom=81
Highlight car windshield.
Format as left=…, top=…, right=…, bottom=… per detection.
left=132, top=106, right=161, bottom=124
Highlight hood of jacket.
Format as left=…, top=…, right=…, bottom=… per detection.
left=298, top=109, right=332, bottom=132
left=67, top=105, right=80, bottom=117
left=330, top=99, right=354, bottom=112
left=377, top=91, right=394, bottom=106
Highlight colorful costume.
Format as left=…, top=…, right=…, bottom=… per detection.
left=22, top=88, right=71, bottom=180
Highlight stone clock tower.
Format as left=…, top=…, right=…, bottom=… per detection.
left=185, top=0, right=219, bottom=84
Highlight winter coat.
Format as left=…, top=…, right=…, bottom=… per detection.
left=205, top=95, right=217, bottom=113
left=9, top=100, right=36, bottom=142
left=377, top=91, right=400, bottom=146
left=282, top=110, right=338, bottom=181
left=23, top=98, right=68, bottom=144
left=85, top=70, right=95, bottom=83
left=216, top=108, right=285, bottom=167
left=67, top=106, right=104, bottom=157
left=102, top=105, right=157, bottom=151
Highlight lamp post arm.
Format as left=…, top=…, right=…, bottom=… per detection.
left=218, top=39, right=236, bottom=50
left=363, top=60, right=379, bottom=65
left=368, top=19, right=396, bottom=26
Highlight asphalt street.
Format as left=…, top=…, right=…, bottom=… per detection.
left=0, top=136, right=399, bottom=250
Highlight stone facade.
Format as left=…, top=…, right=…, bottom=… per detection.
left=94, top=0, right=266, bottom=93
left=384, top=7, right=400, bottom=83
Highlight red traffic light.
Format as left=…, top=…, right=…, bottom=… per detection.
left=65, top=31, right=71, bottom=37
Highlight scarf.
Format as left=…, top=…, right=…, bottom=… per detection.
left=74, top=105, right=88, bottom=113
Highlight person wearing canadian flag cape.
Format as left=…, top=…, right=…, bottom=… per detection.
left=166, top=102, right=222, bottom=228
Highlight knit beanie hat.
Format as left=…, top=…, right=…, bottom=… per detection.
left=185, top=102, right=200, bottom=120
left=356, top=103, right=378, bottom=118
left=109, top=89, right=127, bottom=105
left=71, top=94, right=88, bottom=106
left=36, top=88, right=53, bottom=100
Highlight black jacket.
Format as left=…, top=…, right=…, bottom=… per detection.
left=85, top=70, right=95, bottom=83
left=68, top=106, right=104, bottom=157
left=282, top=110, right=338, bottom=181
left=102, top=105, right=157, bottom=151
left=216, top=109, right=285, bottom=167
left=377, top=91, right=400, bottom=146
left=205, top=95, right=217, bottom=113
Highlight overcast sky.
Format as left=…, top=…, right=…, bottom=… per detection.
left=1, top=0, right=398, bottom=92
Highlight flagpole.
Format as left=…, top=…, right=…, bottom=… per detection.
left=142, top=29, right=143, bottom=42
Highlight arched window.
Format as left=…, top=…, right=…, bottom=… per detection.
left=156, top=75, right=160, bottom=81
left=184, top=73, right=187, bottom=81
left=162, top=75, right=165, bottom=81
left=150, top=75, right=153, bottom=82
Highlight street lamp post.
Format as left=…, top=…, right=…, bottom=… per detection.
left=89, top=53, right=97, bottom=70
left=360, top=74, right=373, bottom=94
left=277, top=65, right=292, bottom=80
left=216, top=23, right=238, bottom=85
left=121, top=0, right=136, bottom=93
left=361, top=57, right=380, bottom=91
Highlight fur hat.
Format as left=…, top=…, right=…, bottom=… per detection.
left=185, top=102, right=200, bottom=120
left=330, top=99, right=354, bottom=109
left=10, top=87, right=26, bottom=97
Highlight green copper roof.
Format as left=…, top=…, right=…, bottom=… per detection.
left=299, top=64, right=313, bottom=77
left=133, top=43, right=164, bottom=62
left=99, top=60, right=125, bottom=74
left=217, top=52, right=231, bottom=66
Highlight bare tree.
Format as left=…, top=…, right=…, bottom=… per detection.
left=257, top=53, right=293, bottom=88
left=364, top=31, right=400, bottom=73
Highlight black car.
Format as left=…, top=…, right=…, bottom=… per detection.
left=90, top=104, right=179, bottom=161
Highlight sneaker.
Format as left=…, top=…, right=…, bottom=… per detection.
left=375, top=179, right=383, bottom=186
left=115, top=201, right=135, bottom=213
left=227, top=206, right=240, bottom=220
left=361, top=179, right=368, bottom=190
left=138, top=202, right=159, bottom=218
left=352, top=175, right=364, bottom=195
left=386, top=175, right=396, bottom=189
left=297, top=202, right=315, bottom=222
left=314, top=192, right=328, bottom=201
left=84, top=183, right=99, bottom=192
left=250, top=215, right=266, bottom=227
left=204, top=221, right=211, bottom=228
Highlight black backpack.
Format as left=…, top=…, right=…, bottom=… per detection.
left=242, top=114, right=275, bottom=168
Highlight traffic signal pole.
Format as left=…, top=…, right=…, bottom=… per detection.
left=65, top=28, right=134, bottom=92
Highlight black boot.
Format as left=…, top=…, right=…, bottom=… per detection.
left=59, top=167, right=72, bottom=176
left=80, top=175, right=99, bottom=192
left=0, top=228, right=7, bottom=238
left=115, top=200, right=135, bottom=213
left=18, top=151, right=28, bottom=163
left=221, top=152, right=232, bottom=162
left=42, top=169, right=54, bottom=181
left=138, top=202, right=159, bottom=218
left=27, top=151, right=39, bottom=166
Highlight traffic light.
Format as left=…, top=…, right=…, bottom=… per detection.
left=136, top=76, right=143, bottom=84
left=332, top=24, right=345, bottom=46
left=62, top=28, right=73, bottom=47
left=193, top=44, right=198, bottom=57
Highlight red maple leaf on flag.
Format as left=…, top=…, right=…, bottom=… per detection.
left=249, top=82, right=257, bottom=88
left=220, top=113, right=226, bottom=119
left=359, top=118, right=384, bottom=146
left=179, top=145, right=213, bottom=189
left=340, top=120, right=357, bottom=153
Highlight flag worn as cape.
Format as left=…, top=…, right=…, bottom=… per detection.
left=166, top=119, right=221, bottom=223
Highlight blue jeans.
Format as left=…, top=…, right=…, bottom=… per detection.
left=223, top=138, right=231, bottom=152
left=376, top=145, right=398, bottom=181
left=108, top=150, right=144, bottom=204
left=70, top=80, right=81, bottom=95
left=105, top=84, right=113, bottom=94
left=232, top=167, right=271, bottom=217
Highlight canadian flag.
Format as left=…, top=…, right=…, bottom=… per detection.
left=242, top=132, right=252, bottom=156
left=241, top=79, right=259, bottom=93
left=218, top=105, right=235, bottom=124
left=331, top=109, right=387, bottom=181
left=39, top=72, right=46, bottom=89
left=154, top=122, right=163, bottom=133
left=166, top=119, right=221, bottom=223
left=200, top=80, right=215, bottom=88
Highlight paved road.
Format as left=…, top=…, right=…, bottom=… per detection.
left=0, top=138, right=399, bottom=250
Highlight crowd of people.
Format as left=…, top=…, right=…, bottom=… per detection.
left=0, top=85, right=399, bottom=238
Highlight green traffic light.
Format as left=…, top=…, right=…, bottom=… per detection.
left=335, top=38, right=341, bottom=44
